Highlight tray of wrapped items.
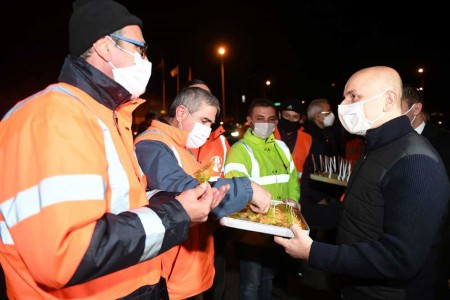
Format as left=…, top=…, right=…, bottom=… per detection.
left=220, top=200, right=309, bottom=238
left=310, top=173, right=348, bottom=187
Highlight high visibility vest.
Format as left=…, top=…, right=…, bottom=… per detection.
left=0, top=84, right=162, bottom=299
left=224, top=129, right=300, bottom=246
left=134, top=121, right=215, bottom=300
left=224, top=129, right=299, bottom=201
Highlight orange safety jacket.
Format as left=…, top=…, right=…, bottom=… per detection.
left=191, top=125, right=230, bottom=181
left=0, top=82, right=188, bottom=299
left=274, top=127, right=312, bottom=180
left=134, top=120, right=214, bottom=299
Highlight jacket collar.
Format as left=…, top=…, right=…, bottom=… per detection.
left=243, top=128, right=275, bottom=145
left=365, top=115, right=415, bottom=151
left=209, top=125, right=225, bottom=140
left=57, top=55, right=132, bottom=111
left=151, top=120, right=189, bottom=148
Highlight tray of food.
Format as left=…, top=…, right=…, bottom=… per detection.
left=220, top=200, right=309, bottom=238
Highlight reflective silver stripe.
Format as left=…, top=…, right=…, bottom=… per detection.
left=209, top=176, right=220, bottom=182
left=0, top=221, right=13, bottom=245
left=97, top=118, right=131, bottom=214
left=274, top=140, right=295, bottom=173
left=238, top=142, right=260, bottom=178
left=133, top=207, right=165, bottom=261
left=251, top=174, right=290, bottom=186
left=233, top=141, right=293, bottom=187
left=298, top=171, right=303, bottom=179
left=0, top=174, right=104, bottom=230
left=55, top=85, right=130, bottom=215
left=219, top=135, right=228, bottom=171
left=146, top=189, right=162, bottom=199
left=1, top=85, right=69, bottom=121
left=132, top=149, right=146, bottom=179
left=142, top=129, right=183, bottom=168
left=224, top=162, right=250, bottom=177
left=170, top=144, right=183, bottom=168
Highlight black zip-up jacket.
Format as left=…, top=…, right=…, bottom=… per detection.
left=308, top=116, right=450, bottom=300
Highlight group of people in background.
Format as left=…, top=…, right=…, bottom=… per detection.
left=0, top=1, right=449, bottom=300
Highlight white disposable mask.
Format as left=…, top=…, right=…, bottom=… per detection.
left=338, top=92, right=386, bottom=136
left=109, top=43, right=152, bottom=99
left=182, top=111, right=212, bottom=149
left=402, top=103, right=416, bottom=126
left=251, top=120, right=276, bottom=139
left=323, top=112, right=335, bottom=127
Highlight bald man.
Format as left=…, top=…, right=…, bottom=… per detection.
left=275, top=66, right=450, bottom=300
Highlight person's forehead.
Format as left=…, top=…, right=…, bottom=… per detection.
left=320, top=102, right=330, bottom=110
left=344, top=72, right=380, bottom=97
left=122, top=25, right=145, bottom=42
left=282, top=110, right=300, bottom=117
left=252, top=106, right=276, bottom=117
left=193, top=102, right=218, bottom=116
left=191, top=84, right=210, bottom=92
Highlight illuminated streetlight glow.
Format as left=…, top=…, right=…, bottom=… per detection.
left=418, top=67, right=425, bottom=90
left=266, top=80, right=271, bottom=86
left=218, top=47, right=226, bottom=120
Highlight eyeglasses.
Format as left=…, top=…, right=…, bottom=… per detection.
left=109, top=34, right=148, bottom=58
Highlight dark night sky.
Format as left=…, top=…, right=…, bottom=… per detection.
left=1, top=1, right=449, bottom=122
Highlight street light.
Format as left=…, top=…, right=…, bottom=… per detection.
left=263, top=80, right=271, bottom=98
left=218, top=47, right=226, bottom=120
left=418, top=68, right=424, bottom=91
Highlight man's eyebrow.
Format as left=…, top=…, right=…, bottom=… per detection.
left=201, top=116, right=214, bottom=123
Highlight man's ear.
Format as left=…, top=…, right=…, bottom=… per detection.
left=92, top=36, right=112, bottom=61
left=384, top=90, right=398, bottom=111
left=175, top=105, right=186, bottom=122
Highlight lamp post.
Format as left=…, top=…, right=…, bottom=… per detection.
left=218, top=47, right=226, bottom=120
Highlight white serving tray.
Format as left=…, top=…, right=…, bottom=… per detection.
left=220, top=200, right=310, bottom=238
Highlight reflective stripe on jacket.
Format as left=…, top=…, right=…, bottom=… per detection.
left=225, top=128, right=300, bottom=201
left=0, top=83, right=177, bottom=299
left=134, top=120, right=214, bottom=300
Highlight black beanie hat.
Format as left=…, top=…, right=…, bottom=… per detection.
left=280, top=98, right=304, bottom=115
left=69, top=0, right=143, bottom=56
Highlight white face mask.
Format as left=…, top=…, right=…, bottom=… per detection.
left=251, top=120, right=276, bottom=139
left=323, top=112, right=335, bottom=127
left=109, top=48, right=152, bottom=99
left=338, top=92, right=385, bottom=136
left=181, top=110, right=212, bottom=149
left=402, top=103, right=416, bottom=126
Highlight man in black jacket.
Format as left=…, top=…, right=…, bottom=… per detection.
left=275, top=66, right=450, bottom=300
left=401, top=85, right=450, bottom=299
